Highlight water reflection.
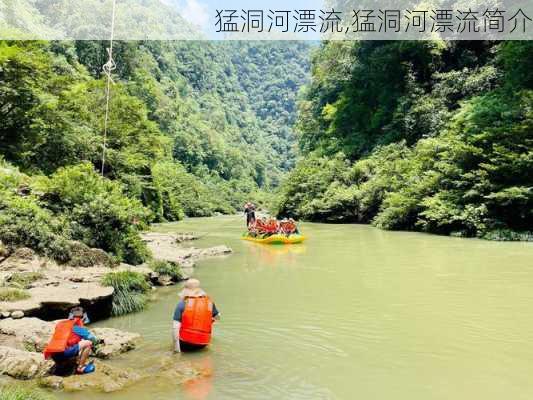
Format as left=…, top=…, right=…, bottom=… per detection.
left=56, top=217, right=533, bottom=400
left=182, top=354, right=214, bottom=400
left=242, top=241, right=307, bottom=267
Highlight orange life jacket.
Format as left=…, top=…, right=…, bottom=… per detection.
left=280, top=221, right=296, bottom=234
left=43, top=318, right=83, bottom=359
left=179, top=296, right=213, bottom=346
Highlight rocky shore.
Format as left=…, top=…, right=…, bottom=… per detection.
left=0, top=232, right=232, bottom=392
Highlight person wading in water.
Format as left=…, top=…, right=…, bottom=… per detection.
left=244, top=202, right=256, bottom=227
left=172, top=279, right=220, bottom=352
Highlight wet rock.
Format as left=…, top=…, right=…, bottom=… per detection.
left=175, top=233, right=200, bottom=243
left=0, top=346, right=53, bottom=379
left=153, top=356, right=202, bottom=382
left=91, top=327, right=140, bottom=359
left=39, top=360, right=141, bottom=393
left=157, top=275, right=174, bottom=286
left=141, top=232, right=232, bottom=269
left=38, top=357, right=202, bottom=393
left=196, top=245, right=232, bottom=258
left=10, top=311, right=23, bottom=319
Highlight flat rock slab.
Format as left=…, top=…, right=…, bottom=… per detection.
left=0, top=346, right=53, bottom=379
left=142, top=232, right=232, bottom=268
left=0, top=318, right=140, bottom=358
left=142, top=232, right=199, bottom=244
left=0, top=283, right=114, bottom=315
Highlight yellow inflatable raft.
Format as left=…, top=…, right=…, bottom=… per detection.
left=241, top=233, right=306, bottom=244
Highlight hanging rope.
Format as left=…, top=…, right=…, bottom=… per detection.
left=101, top=0, right=117, bottom=176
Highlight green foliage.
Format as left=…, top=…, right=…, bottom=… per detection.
left=151, top=161, right=218, bottom=219
left=149, top=260, right=182, bottom=281
left=67, top=242, right=118, bottom=268
left=0, top=287, right=30, bottom=302
left=8, top=272, right=45, bottom=289
left=278, top=41, right=533, bottom=240
left=102, top=271, right=150, bottom=316
left=35, top=163, right=151, bottom=264
left=297, top=41, right=495, bottom=158
left=0, top=39, right=310, bottom=264
left=0, top=188, right=70, bottom=259
left=0, top=384, right=51, bottom=400
left=482, top=229, right=533, bottom=242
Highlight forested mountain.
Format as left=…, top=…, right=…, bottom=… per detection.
left=229, top=42, right=310, bottom=173
left=0, top=0, right=200, bottom=39
left=276, top=41, right=533, bottom=240
left=0, top=40, right=310, bottom=263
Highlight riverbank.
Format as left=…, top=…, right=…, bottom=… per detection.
left=0, top=231, right=232, bottom=393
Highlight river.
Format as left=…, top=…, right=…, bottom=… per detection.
left=58, top=216, right=533, bottom=400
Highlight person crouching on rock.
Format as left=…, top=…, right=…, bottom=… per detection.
left=43, top=306, right=98, bottom=375
left=173, top=279, right=220, bottom=353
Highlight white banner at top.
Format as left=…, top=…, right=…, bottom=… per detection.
left=1, top=0, right=532, bottom=40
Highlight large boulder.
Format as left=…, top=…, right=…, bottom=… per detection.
left=0, top=317, right=52, bottom=352
left=91, top=327, right=140, bottom=359
left=0, top=318, right=140, bottom=358
left=0, top=346, right=53, bottom=379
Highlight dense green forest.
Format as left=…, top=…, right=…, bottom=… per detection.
left=0, top=40, right=309, bottom=264
left=275, top=41, right=533, bottom=240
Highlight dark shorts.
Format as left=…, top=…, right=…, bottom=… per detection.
left=51, top=344, right=80, bottom=362
left=180, top=340, right=206, bottom=352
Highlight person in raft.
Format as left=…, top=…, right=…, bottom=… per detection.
left=244, top=202, right=256, bottom=227
left=173, top=278, right=220, bottom=353
left=43, top=306, right=98, bottom=375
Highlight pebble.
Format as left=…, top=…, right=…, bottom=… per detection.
left=11, top=311, right=24, bottom=319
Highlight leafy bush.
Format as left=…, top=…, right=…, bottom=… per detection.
left=102, top=271, right=150, bottom=316
left=151, top=161, right=217, bottom=219
left=0, top=385, right=51, bottom=400
left=35, top=163, right=152, bottom=264
left=0, top=162, right=150, bottom=265
left=0, top=190, right=70, bottom=259
left=67, top=241, right=117, bottom=268
left=278, top=41, right=532, bottom=241
left=8, top=272, right=45, bottom=289
left=149, top=260, right=182, bottom=281
left=0, top=288, right=31, bottom=302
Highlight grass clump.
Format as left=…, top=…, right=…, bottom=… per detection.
left=8, top=272, right=45, bottom=289
left=482, top=229, right=533, bottom=242
left=149, top=260, right=182, bottom=281
left=0, top=287, right=31, bottom=302
left=0, top=385, right=51, bottom=400
left=102, top=271, right=150, bottom=316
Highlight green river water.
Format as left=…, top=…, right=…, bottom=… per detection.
left=58, top=216, right=533, bottom=400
